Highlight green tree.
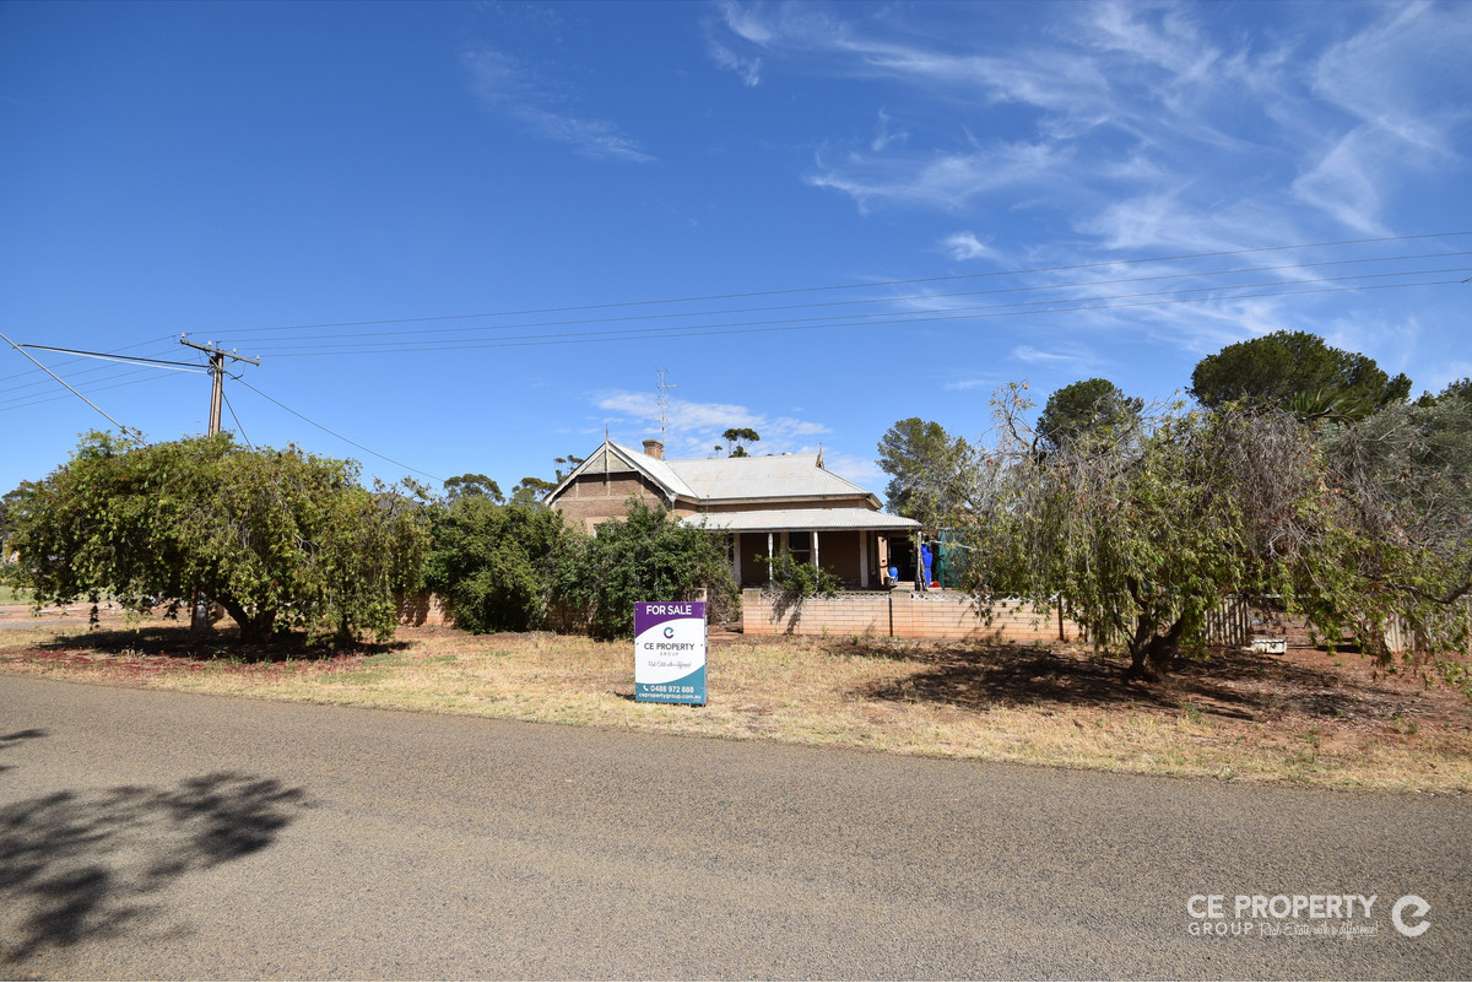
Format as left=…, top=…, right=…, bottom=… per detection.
left=558, top=501, right=736, bottom=640
left=722, top=427, right=760, bottom=457
left=0, top=482, right=31, bottom=553
left=1190, top=330, right=1411, bottom=421
left=442, top=473, right=503, bottom=503
left=510, top=476, right=557, bottom=506
left=553, top=453, right=585, bottom=480
left=4, top=433, right=429, bottom=643
left=875, top=417, right=970, bottom=525
left=424, top=496, right=569, bottom=632
left=1036, top=378, right=1143, bottom=452
left=958, top=388, right=1471, bottom=679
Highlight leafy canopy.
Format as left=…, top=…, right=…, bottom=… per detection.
left=876, top=417, right=969, bottom=525
left=957, top=388, right=1470, bottom=679
left=559, top=501, right=738, bottom=640
left=1036, top=378, right=1143, bottom=452
left=442, top=473, right=504, bottom=503
left=4, top=433, right=428, bottom=643
left=1189, top=330, right=1411, bottom=421
left=722, top=427, right=761, bottom=457
left=424, top=495, right=569, bottom=633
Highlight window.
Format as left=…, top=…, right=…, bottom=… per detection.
left=787, top=530, right=812, bottom=565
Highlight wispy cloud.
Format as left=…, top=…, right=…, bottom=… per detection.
left=819, top=450, right=882, bottom=484
left=712, top=0, right=1470, bottom=239
left=1011, top=344, right=1092, bottom=366
left=462, top=48, right=654, bottom=162
left=1291, top=127, right=1391, bottom=236
left=594, top=390, right=829, bottom=457
left=807, top=141, right=1068, bottom=211
left=942, top=375, right=998, bottom=392
left=870, top=108, right=907, bottom=152
left=941, top=231, right=997, bottom=262
left=708, top=39, right=762, bottom=87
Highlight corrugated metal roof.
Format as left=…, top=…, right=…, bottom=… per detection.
left=606, top=442, right=697, bottom=499
left=680, top=508, right=919, bottom=532
left=608, top=443, right=874, bottom=501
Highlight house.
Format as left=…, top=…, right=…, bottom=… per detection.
left=544, top=438, right=920, bottom=589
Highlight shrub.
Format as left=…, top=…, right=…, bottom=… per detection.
left=758, top=550, right=841, bottom=601
left=424, top=496, right=569, bottom=633
left=559, top=501, right=737, bottom=640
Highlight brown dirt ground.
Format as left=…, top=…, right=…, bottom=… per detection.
left=1, top=603, right=1468, bottom=793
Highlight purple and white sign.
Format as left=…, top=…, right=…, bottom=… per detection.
left=634, top=601, right=707, bottom=705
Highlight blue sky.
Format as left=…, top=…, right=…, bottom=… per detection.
left=3, top=0, right=1469, bottom=495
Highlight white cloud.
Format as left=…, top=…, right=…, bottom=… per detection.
left=941, top=231, right=996, bottom=262
left=707, top=38, right=762, bottom=86
left=1311, top=1, right=1472, bottom=156
left=818, top=451, right=883, bottom=485
left=717, top=0, right=775, bottom=45
left=462, top=48, right=654, bottom=162
left=703, top=1, right=1470, bottom=360
left=1011, top=345, right=1088, bottom=366
left=807, top=141, right=1068, bottom=211
left=1291, top=127, right=1391, bottom=236
left=942, top=376, right=997, bottom=392
left=593, top=390, right=831, bottom=459
left=870, top=108, right=907, bottom=152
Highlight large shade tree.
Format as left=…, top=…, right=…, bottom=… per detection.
left=954, top=387, right=1469, bottom=679
left=3, top=433, right=429, bottom=643
left=1036, top=378, right=1143, bottom=452
left=1190, top=330, right=1411, bottom=421
left=875, top=417, right=970, bottom=525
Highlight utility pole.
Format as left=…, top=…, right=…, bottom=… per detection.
left=179, top=336, right=261, bottom=632
left=179, top=336, right=260, bottom=437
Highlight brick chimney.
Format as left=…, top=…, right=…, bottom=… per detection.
left=642, top=438, right=664, bottom=460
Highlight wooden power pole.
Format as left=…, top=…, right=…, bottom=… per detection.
left=179, top=336, right=259, bottom=437
left=179, top=336, right=261, bottom=632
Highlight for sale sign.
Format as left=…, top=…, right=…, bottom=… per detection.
left=634, top=601, right=707, bottom=705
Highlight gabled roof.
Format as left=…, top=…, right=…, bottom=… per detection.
left=659, top=452, right=874, bottom=502
left=606, top=442, right=696, bottom=498
left=545, top=440, right=882, bottom=507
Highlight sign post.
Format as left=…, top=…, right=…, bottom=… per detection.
left=634, top=601, right=707, bottom=705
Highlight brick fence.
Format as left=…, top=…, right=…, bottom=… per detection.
left=741, top=588, right=1080, bottom=642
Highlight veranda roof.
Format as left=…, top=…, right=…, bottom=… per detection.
left=679, top=508, right=920, bottom=533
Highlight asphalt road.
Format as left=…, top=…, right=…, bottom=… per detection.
left=1, top=675, right=1468, bottom=979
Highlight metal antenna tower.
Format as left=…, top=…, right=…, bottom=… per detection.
left=655, top=368, right=677, bottom=436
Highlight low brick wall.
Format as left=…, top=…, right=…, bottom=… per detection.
left=741, top=588, right=1079, bottom=642
left=397, top=593, right=453, bottom=627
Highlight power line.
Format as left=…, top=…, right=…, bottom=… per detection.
left=244, top=265, right=1471, bottom=354
left=233, top=377, right=442, bottom=481
left=221, top=387, right=253, bottom=450
left=0, top=330, right=131, bottom=430
left=0, top=333, right=178, bottom=385
left=0, top=366, right=184, bottom=413
left=16, top=343, right=208, bottom=373
left=248, top=275, right=1469, bottom=358
left=211, top=248, right=1472, bottom=346
left=207, top=230, right=1471, bottom=335
left=0, top=340, right=184, bottom=396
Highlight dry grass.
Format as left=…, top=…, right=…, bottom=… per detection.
left=1, top=607, right=1469, bottom=793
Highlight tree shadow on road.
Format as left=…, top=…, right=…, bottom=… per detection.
left=0, top=729, right=47, bottom=774
left=843, top=640, right=1423, bottom=723
left=0, top=771, right=309, bottom=964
